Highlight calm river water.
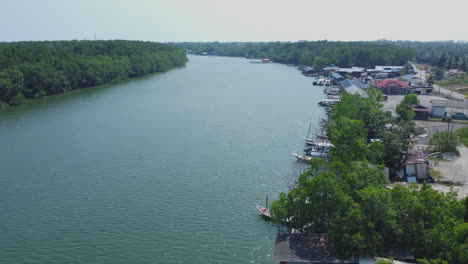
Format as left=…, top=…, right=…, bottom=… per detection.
left=0, top=55, right=325, bottom=263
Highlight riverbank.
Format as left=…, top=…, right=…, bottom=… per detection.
left=0, top=70, right=176, bottom=112
left=0, top=40, right=187, bottom=107
left=269, top=86, right=468, bottom=263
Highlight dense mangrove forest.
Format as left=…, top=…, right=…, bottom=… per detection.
left=174, top=40, right=468, bottom=71
left=0, top=40, right=187, bottom=106
left=173, top=41, right=416, bottom=68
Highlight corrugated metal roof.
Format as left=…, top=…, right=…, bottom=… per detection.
left=338, top=79, right=369, bottom=89
left=432, top=100, right=468, bottom=109
left=400, top=74, right=421, bottom=80
left=337, top=67, right=365, bottom=73
left=404, top=149, right=427, bottom=165
left=338, top=79, right=352, bottom=88
left=349, top=80, right=369, bottom=89
left=344, top=85, right=369, bottom=98
left=331, top=72, right=345, bottom=80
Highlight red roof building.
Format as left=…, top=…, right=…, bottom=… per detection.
left=375, top=79, right=415, bottom=95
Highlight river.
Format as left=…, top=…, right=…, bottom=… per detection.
left=0, top=55, right=326, bottom=263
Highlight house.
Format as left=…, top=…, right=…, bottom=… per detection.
left=374, top=72, right=388, bottom=79
left=336, top=67, right=366, bottom=77
left=400, top=74, right=422, bottom=86
left=323, top=66, right=340, bottom=73
left=373, top=66, right=405, bottom=77
left=375, top=80, right=415, bottom=95
left=412, top=105, right=430, bottom=120
left=331, top=72, right=345, bottom=84
left=404, top=149, right=429, bottom=181
left=262, top=58, right=271, bottom=63
left=338, top=79, right=369, bottom=98
left=302, top=66, right=317, bottom=75
left=400, top=74, right=420, bottom=81
left=431, top=99, right=468, bottom=118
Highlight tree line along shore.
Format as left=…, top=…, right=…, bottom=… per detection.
left=2, top=40, right=467, bottom=108
left=270, top=91, right=468, bottom=263
left=0, top=40, right=187, bottom=107
left=174, top=40, right=468, bottom=72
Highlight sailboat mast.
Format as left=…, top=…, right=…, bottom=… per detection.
left=266, top=195, right=268, bottom=208
left=306, top=123, right=312, bottom=140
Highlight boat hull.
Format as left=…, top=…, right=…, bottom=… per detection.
left=256, top=205, right=271, bottom=218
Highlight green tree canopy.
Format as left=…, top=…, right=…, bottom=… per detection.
left=0, top=69, right=24, bottom=104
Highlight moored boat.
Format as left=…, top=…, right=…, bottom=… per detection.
left=257, top=205, right=271, bottom=218
left=257, top=195, right=271, bottom=218
left=292, top=152, right=312, bottom=162
left=304, top=139, right=333, bottom=148
left=318, top=98, right=340, bottom=106
left=316, top=133, right=328, bottom=139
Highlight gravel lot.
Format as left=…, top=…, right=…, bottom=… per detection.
left=413, top=121, right=466, bottom=145
left=382, top=94, right=447, bottom=115
left=383, top=94, right=468, bottom=198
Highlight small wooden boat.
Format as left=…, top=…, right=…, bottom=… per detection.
left=304, top=147, right=330, bottom=157
left=292, top=153, right=312, bottom=162
left=316, top=133, right=328, bottom=139
left=257, top=205, right=271, bottom=218
left=257, top=195, right=271, bottom=218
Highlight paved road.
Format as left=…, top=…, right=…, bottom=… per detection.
left=410, top=63, right=466, bottom=101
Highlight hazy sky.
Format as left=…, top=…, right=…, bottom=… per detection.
left=1, top=0, right=467, bottom=42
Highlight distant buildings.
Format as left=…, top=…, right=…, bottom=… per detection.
left=323, top=65, right=405, bottom=78
left=375, top=80, right=415, bottom=95
left=338, top=79, right=369, bottom=99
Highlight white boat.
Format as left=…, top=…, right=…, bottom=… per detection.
left=318, top=98, right=340, bottom=106
left=309, top=151, right=329, bottom=158
left=304, top=140, right=334, bottom=148
left=257, top=205, right=271, bottom=218
left=292, top=152, right=312, bottom=162
left=316, top=133, right=328, bottom=139
left=257, top=195, right=271, bottom=218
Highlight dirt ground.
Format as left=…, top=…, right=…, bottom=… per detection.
left=413, top=120, right=466, bottom=145
left=389, top=182, right=468, bottom=199
left=433, top=147, right=468, bottom=183
left=382, top=94, right=447, bottom=116
left=413, top=123, right=468, bottom=198
left=383, top=94, right=468, bottom=198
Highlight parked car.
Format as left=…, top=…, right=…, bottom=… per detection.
left=452, top=112, right=468, bottom=120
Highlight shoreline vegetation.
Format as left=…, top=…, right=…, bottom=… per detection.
left=269, top=92, right=468, bottom=263
left=173, top=41, right=416, bottom=68
left=173, top=41, right=467, bottom=72
left=0, top=40, right=187, bottom=108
